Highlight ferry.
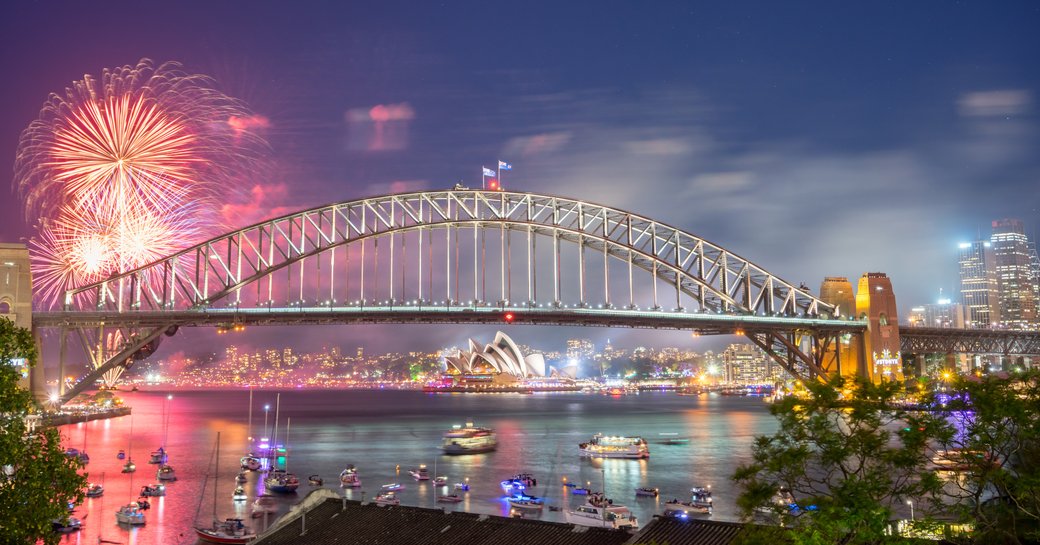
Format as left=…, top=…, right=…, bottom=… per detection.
left=195, top=518, right=257, bottom=544
left=566, top=493, right=639, bottom=529
left=442, top=421, right=498, bottom=455
left=578, top=434, right=650, bottom=459
left=408, top=464, right=430, bottom=480
left=340, top=465, right=362, bottom=488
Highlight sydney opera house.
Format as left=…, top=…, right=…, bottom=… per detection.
left=442, top=332, right=578, bottom=385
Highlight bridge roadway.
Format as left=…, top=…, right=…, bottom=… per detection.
left=32, top=306, right=864, bottom=335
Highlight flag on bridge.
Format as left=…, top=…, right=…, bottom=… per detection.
left=498, top=161, right=512, bottom=171
left=482, top=167, right=496, bottom=177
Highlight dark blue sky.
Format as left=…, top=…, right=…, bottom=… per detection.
left=2, top=1, right=1039, bottom=355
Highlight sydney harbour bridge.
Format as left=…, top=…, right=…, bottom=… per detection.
left=17, top=189, right=1040, bottom=403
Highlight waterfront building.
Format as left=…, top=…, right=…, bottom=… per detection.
left=990, top=219, right=1037, bottom=329
left=444, top=331, right=547, bottom=379
left=924, top=299, right=966, bottom=329
left=722, top=343, right=775, bottom=384
left=958, top=240, right=1001, bottom=328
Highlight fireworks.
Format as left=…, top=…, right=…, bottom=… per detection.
left=15, top=59, right=266, bottom=306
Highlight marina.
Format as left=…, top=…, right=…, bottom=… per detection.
left=55, top=388, right=776, bottom=544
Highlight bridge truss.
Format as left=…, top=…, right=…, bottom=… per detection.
left=38, top=189, right=856, bottom=401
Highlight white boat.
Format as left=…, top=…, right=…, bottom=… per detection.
left=140, top=483, right=166, bottom=497
left=433, top=475, right=448, bottom=486
left=437, top=493, right=464, bottom=503
left=149, top=447, right=168, bottom=465
left=441, top=420, right=498, bottom=454
left=116, top=502, right=147, bottom=525
left=578, top=434, right=650, bottom=459
left=250, top=494, right=277, bottom=517
left=507, top=495, right=544, bottom=511
left=85, top=483, right=104, bottom=497
left=232, top=486, right=247, bottom=501
left=566, top=493, right=638, bottom=529
left=240, top=456, right=262, bottom=471
left=381, top=483, right=404, bottom=492
left=374, top=492, right=400, bottom=506
left=454, top=482, right=470, bottom=492
left=500, top=473, right=537, bottom=494
left=664, top=487, right=713, bottom=516
left=195, top=518, right=257, bottom=544
left=635, top=487, right=659, bottom=497
left=408, top=464, right=430, bottom=480
left=340, top=465, right=362, bottom=488
left=156, top=464, right=178, bottom=481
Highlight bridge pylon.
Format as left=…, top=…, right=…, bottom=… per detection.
left=0, top=243, right=46, bottom=399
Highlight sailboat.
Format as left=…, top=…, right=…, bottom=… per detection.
left=263, top=416, right=299, bottom=494
left=196, top=432, right=257, bottom=544
left=240, top=387, right=263, bottom=471
left=121, top=417, right=136, bottom=473
left=116, top=417, right=146, bottom=525
left=156, top=394, right=177, bottom=480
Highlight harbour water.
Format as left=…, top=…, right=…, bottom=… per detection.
left=56, top=389, right=778, bottom=544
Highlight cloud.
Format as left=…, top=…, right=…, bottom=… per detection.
left=958, top=90, right=1032, bottom=117
left=501, top=131, right=572, bottom=157
left=345, top=103, right=415, bottom=151
left=220, top=183, right=297, bottom=228
left=626, top=137, right=696, bottom=156
left=687, top=171, right=755, bottom=194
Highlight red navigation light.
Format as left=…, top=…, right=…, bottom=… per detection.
left=488, top=179, right=499, bottom=190
left=504, top=312, right=515, bottom=323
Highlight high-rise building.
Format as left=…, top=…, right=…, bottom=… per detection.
left=990, top=219, right=1036, bottom=329
left=723, top=343, right=770, bottom=384
left=907, top=307, right=926, bottom=327
left=924, top=299, right=966, bottom=329
left=565, top=338, right=594, bottom=360
left=958, top=240, right=1000, bottom=328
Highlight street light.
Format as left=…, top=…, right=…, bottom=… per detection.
left=906, top=499, right=914, bottom=521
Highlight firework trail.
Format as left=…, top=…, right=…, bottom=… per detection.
left=14, top=59, right=267, bottom=306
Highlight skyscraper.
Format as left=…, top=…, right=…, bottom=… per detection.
left=958, top=240, right=1000, bottom=328
left=991, top=219, right=1036, bottom=329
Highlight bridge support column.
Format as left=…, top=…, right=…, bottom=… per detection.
left=855, top=272, right=903, bottom=383
left=0, top=243, right=44, bottom=399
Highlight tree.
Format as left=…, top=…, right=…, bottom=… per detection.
left=0, top=318, right=86, bottom=544
left=939, top=371, right=1040, bottom=545
left=732, top=376, right=950, bottom=545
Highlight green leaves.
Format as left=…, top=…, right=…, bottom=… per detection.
left=0, top=318, right=88, bottom=545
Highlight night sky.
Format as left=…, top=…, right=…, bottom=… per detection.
left=2, top=1, right=1039, bottom=358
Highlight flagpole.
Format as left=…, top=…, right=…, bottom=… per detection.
left=481, top=167, right=486, bottom=190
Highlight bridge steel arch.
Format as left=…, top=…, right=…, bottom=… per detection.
left=49, top=189, right=849, bottom=402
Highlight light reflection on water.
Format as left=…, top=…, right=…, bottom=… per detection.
left=56, top=390, right=777, bottom=544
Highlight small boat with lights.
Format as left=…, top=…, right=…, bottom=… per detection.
left=339, top=465, right=362, bottom=488
left=566, top=493, right=638, bottom=529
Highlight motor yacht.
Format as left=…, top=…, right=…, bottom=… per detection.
left=195, top=518, right=257, bottom=544
left=635, top=487, right=659, bottom=497
left=454, top=482, right=470, bottom=492
left=149, top=447, right=168, bottom=465
left=578, top=434, right=650, bottom=459
left=115, top=502, right=146, bottom=525
left=663, top=487, right=713, bottom=516
left=140, top=483, right=166, bottom=497
left=85, top=483, right=104, bottom=497
left=381, top=482, right=404, bottom=492
left=408, top=464, right=430, bottom=481
left=507, top=494, right=544, bottom=511
left=240, top=455, right=262, bottom=471
left=500, top=473, right=537, bottom=494
left=121, top=460, right=137, bottom=473
left=232, top=486, right=247, bottom=501
left=566, top=493, right=638, bottom=529
left=339, top=465, right=362, bottom=488
left=441, top=420, right=498, bottom=455
left=156, top=464, right=177, bottom=481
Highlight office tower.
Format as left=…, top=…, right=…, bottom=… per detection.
left=991, top=219, right=1036, bottom=329
left=924, top=299, right=966, bottom=329
left=722, top=343, right=772, bottom=384
left=958, top=240, right=1000, bottom=328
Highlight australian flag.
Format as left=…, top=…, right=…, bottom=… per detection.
left=498, top=160, right=512, bottom=171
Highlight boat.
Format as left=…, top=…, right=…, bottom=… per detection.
left=195, top=432, right=257, bottom=544
left=65, top=447, right=90, bottom=465
left=196, top=518, right=257, bottom=544
left=122, top=460, right=137, bottom=473
left=308, top=474, right=323, bottom=486
left=578, top=434, right=650, bottom=459
left=572, top=487, right=591, bottom=495
left=136, top=498, right=151, bottom=509
left=240, top=456, right=262, bottom=471
left=233, top=486, right=248, bottom=501
left=116, top=502, right=146, bottom=525
left=635, top=487, right=659, bottom=497
left=236, top=471, right=248, bottom=484
left=433, top=475, right=448, bottom=486
left=663, top=487, right=713, bottom=516
left=566, top=493, right=639, bottom=529
left=374, top=492, right=400, bottom=506
left=263, top=417, right=299, bottom=493
left=453, top=482, right=470, bottom=492
left=381, top=483, right=404, bottom=492
left=339, top=465, right=362, bottom=488
left=149, top=447, right=168, bottom=465
left=52, top=516, right=82, bottom=533
left=117, top=449, right=126, bottom=460
left=500, top=473, right=537, bottom=494
left=658, top=432, right=690, bottom=445
left=408, top=464, right=430, bottom=480
left=507, top=494, right=544, bottom=511
left=441, top=420, right=498, bottom=455
left=250, top=494, right=277, bottom=517
left=157, top=464, right=178, bottom=481
left=140, top=484, right=166, bottom=497
left=437, top=493, right=464, bottom=503
left=932, top=449, right=994, bottom=471
left=85, top=483, right=104, bottom=497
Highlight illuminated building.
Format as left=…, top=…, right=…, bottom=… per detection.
left=924, top=299, right=966, bottom=329
left=722, top=343, right=778, bottom=384
left=856, top=272, right=903, bottom=382
left=444, top=331, right=548, bottom=380
left=907, top=307, right=926, bottom=327
left=990, top=219, right=1036, bottom=329
left=566, top=338, right=594, bottom=361
left=819, top=276, right=860, bottom=378
left=958, top=240, right=1000, bottom=328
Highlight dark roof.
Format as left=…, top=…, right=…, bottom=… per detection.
left=254, top=497, right=635, bottom=545
left=627, top=516, right=746, bottom=545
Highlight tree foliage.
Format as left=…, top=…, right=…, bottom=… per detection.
left=939, top=371, right=1040, bottom=545
left=0, top=318, right=86, bottom=545
left=732, top=376, right=949, bottom=545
